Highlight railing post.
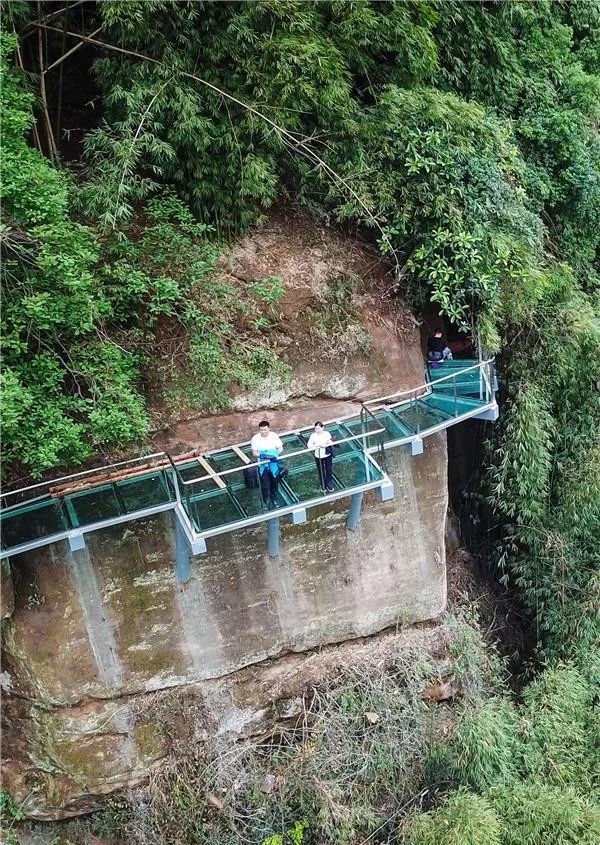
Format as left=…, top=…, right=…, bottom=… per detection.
left=415, top=390, right=420, bottom=434
left=360, top=407, right=370, bottom=481
left=453, top=373, right=458, bottom=416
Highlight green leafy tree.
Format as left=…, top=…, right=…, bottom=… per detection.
left=0, top=31, right=148, bottom=475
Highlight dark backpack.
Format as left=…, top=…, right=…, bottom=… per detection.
left=243, top=466, right=260, bottom=488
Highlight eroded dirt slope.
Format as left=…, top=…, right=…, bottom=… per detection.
left=149, top=210, right=425, bottom=455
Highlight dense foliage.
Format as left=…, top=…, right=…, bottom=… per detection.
left=2, top=0, right=599, bottom=841
left=407, top=663, right=600, bottom=845
left=0, top=29, right=287, bottom=475
left=0, top=30, right=148, bottom=473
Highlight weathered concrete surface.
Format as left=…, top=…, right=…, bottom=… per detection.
left=1, top=435, right=447, bottom=818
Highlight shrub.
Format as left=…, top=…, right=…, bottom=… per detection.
left=404, top=789, right=501, bottom=845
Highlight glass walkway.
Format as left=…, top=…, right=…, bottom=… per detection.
left=0, top=359, right=498, bottom=559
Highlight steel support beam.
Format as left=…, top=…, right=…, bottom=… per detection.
left=347, top=491, right=364, bottom=531
left=267, top=517, right=280, bottom=557
left=290, top=508, right=307, bottom=525
left=68, top=531, right=86, bottom=552
left=473, top=402, right=499, bottom=422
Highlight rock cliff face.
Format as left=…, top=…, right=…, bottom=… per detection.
left=1, top=217, right=449, bottom=820
left=1, top=438, right=447, bottom=819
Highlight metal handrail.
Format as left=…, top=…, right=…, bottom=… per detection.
left=363, top=359, right=492, bottom=406
left=360, top=401, right=383, bottom=428
left=174, top=425, right=386, bottom=487
left=1, top=360, right=493, bottom=512
left=1, top=452, right=168, bottom=503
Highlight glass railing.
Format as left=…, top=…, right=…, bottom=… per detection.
left=0, top=360, right=495, bottom=552
left=1, top=455, right=175, bottom=549
left=169, top=411, right=386, bottom=534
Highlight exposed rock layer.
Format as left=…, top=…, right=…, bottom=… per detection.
left=2, top=437, right=447, bottom=819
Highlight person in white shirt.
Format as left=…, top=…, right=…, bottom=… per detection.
left=307, top=421, right=335, bottom=492
left=250, top=420, right=284, bottom=507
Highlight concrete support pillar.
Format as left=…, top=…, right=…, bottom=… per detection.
left=267, top=517, right=280, bottom=558
left=347, top=492, right=364, bottom=531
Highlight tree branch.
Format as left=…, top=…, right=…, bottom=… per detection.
left=43, top=25, right=102, bottom=75
left=36, top=4, right=60, bottom=166
left=31, top=22, right=400, bottom=270
left=13, top=37, right=44, bottom=154
left=22, top=0, right=86, bottom=37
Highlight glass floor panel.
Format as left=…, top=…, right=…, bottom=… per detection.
left=228, top=482, right=274, bottom=517
left=326, top=422, right=362, bottom=455
left=69, top=485, right=122, bottom=527
left=1, top=499, right=69, bottom=549
left=429, top=370, right=481, bottom=382
left=332, top=453, right=384, bottom=488
left=394, top=400, right=452, bottom=435
left=336, top=418, right=385, bottom=450
left=432, top=382, right=482, bottom=398
left=425, top=394, right=484, bottom=416
left=184, top=452, right=383, bottom=533
left=176, top=461, right=221, bottom=492
left=278, top=433, right=312, bottom=471
left=429, top=368, right=481, bottom=379
left=116, top=471, right=173, bottom=512
left=186, top=489, right=245, bottom=532
left=233, top=476, right=298, bottom=516
left=207, top=449, right=248, bottom=475
left=428, top=359, right=478, bottom=369
left=428, top=361, right=482, bottom=398
left=284, top=463, right=332, bottom=500
left=370, top=409, right=414, bottom=441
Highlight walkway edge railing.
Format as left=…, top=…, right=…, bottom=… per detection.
left=172, top=422, right=386, bottom=488
left=1, top=359, right=497, bottom=558
left=363, top=358, right=494, bottom=406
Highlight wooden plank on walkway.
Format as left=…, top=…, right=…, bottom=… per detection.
left=232, top=445, right=251, bottom=464
left=196, top=455, right=226, bottom=488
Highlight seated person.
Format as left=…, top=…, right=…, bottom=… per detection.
left=427, top=329, right=453, bottom=362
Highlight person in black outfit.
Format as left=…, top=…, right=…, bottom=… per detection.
left=427, top=329, right=453, bottom=362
